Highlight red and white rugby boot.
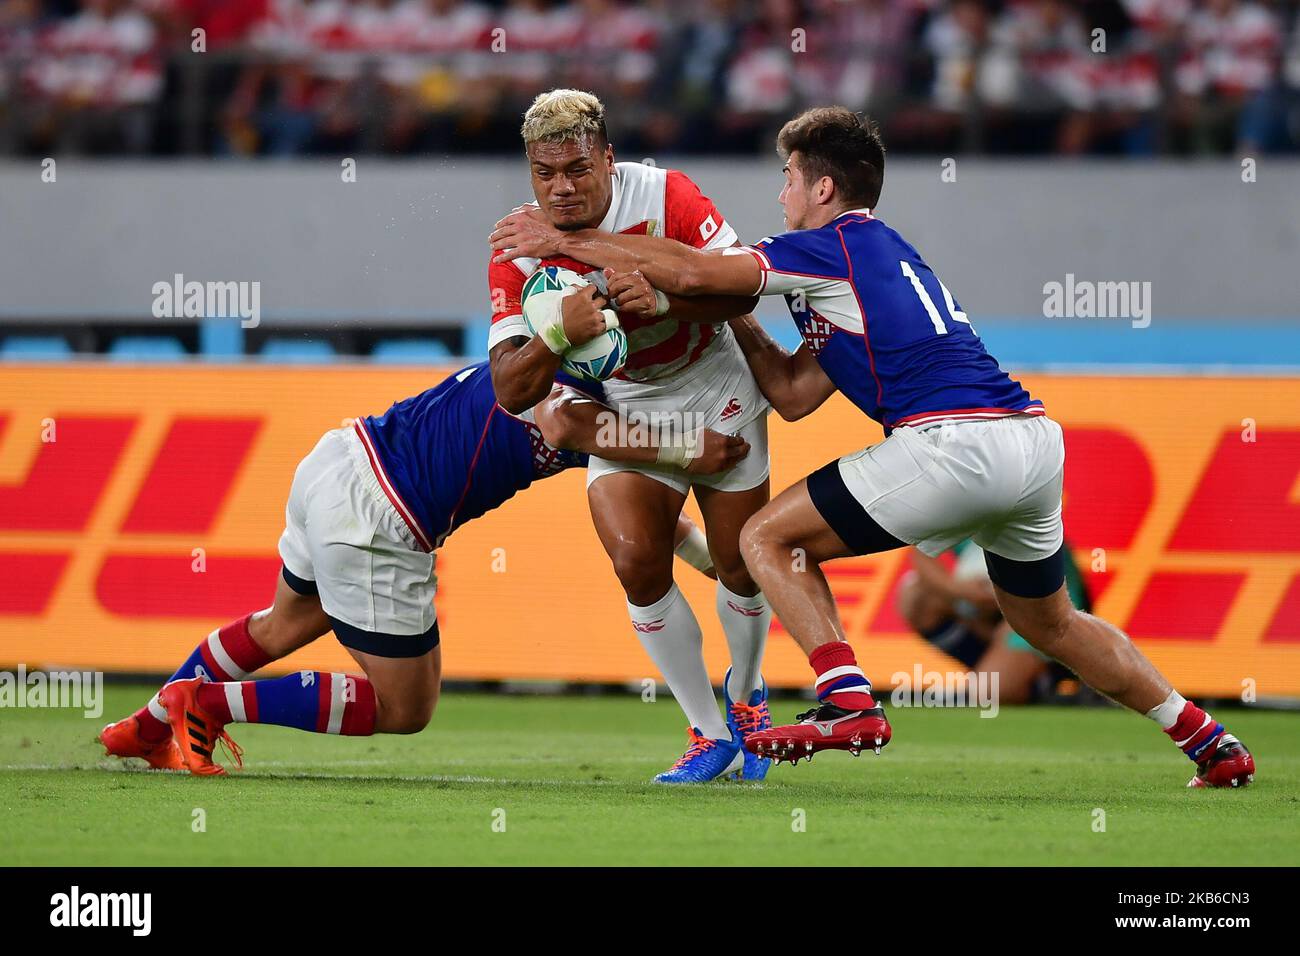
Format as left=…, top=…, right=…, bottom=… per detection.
left=744, top=701, right=892, bottom=765
left=158, top=677, right=243, bottom=776
left=97, top=715, right=184, bottom=770
left=1188, top=733, right=1256, bottom=789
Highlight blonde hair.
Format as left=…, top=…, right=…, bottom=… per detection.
left=521, top=89, right=608, bottom=146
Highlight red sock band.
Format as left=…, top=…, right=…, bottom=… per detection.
left=811, top=641, right=860, bottom=674
left=1163, top=701, right=1223, bottom=759
left=196, top=682, right=234, bottom=723
left=809, top=642, right=875, bottom=709
left=339, top=675, right=377, bottom=736
left=134, top=706, right=171, bottom=743
left=212, top=613, right=272, bottom=677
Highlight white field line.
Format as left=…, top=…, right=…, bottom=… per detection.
left=0, top=761, right=773, bottom=789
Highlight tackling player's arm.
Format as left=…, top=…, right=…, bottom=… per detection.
left=491, top=208, right=762, bottom=299
left=604, top=267, right=757, bottom=323
left=727, top=313, right=837, bottom=421
left=532, top=385, right=750, bottom=475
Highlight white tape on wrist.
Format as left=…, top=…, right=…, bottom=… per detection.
left=656, top=429, right=701, bottom=469
left=653, top=289, right=670, bottom=316
left=528, top=289, right=572, bottom=354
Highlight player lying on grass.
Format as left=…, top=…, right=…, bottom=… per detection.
left=488, top=106, right=1256, bottom=789
left=899, top=540, right=1095, bottom=706
left=97, top=359, right=745, bottom=776
left=488, top=89, right=778, bottom=783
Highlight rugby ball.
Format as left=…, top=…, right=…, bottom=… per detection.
left=521, top=265, right=628, bottom=381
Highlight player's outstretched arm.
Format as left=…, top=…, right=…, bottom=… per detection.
left=532, top=386, right=750, bottom=475
left=490, top=208, right=762, bottom=298
left=728, top=314, right=838, bottom=421
left=604, top=268, right=757, bottom=324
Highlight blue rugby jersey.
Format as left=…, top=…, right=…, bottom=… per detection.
left=354, top=362, right=599, bottom=551
left=744, top=210, right=1042, bottom=432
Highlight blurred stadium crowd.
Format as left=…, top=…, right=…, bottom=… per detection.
left=2, top=0, right=1300, bottom=157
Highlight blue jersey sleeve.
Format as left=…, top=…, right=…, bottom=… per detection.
left=748, top=229, right=851, bottom=296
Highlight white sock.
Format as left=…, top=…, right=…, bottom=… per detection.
left=716, top=582, right=770, bottom=702
left=628, top=584, right=729, bottom=740
left=1145, top=689, right=1188, bottom=729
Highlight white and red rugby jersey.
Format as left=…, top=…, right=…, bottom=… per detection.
left=487, top=162, right=739, bottom=382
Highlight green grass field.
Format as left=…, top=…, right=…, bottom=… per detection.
left=1, top=684, right=1297, bottom=866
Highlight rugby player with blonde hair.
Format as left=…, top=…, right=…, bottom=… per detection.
left=488, top=90, right=777, bottom=783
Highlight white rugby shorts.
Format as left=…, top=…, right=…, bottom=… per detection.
left=586, top=325, right=771, bottom=496
left=812, top=413, right=1065, bottom=563
left=278, top=425, right=439, bottom=657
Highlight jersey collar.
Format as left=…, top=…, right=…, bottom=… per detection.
left=596, top=166, right=623, bottom=234
left=835, top=207, right=874, bottom=221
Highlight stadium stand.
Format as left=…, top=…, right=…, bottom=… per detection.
left=1, top=0, right=1297, bottom=160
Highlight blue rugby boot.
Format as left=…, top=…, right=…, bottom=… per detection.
left=724, top=667, right=773, bottom=781
left=652, top=726, right=743, bottom=784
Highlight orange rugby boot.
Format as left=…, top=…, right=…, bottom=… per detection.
left=97, top=715, right=184, bottom=770
left=158, top=677, right=244, bottom=776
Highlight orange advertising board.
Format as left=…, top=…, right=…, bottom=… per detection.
left=1, top=365, right=1297, bottom=697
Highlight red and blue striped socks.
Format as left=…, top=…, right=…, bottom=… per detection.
left=1148, top=691, right=1225, bottom=762
left=137, top=613, right=272, bottom=742
left=196, top=671, right=377, bottom=736
left=810, top=641, right=876, bottom=711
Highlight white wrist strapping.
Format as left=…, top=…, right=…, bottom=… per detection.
left=528, top=289, right=573, bottom=355
left=656, top=429, right=702, bottom=468
left=653, top=289, right=670, bottom=316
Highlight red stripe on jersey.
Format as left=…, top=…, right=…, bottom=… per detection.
left=444, top=405, right=497, bottom=544
left=353, top=420, right=435, bottom=551
left=891, top=405, right=1047, bottom=428
left=622, top=321, right=717, bottom=374
left=684, top=324, right=717, bottom=366
left=836, top=221, right=883, bottom=410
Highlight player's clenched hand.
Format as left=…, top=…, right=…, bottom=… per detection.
left=561, top=284, right=613, bottom=347
left=490, top=207, right=563, bottom=263
left=686, top=429, right=750, bottom=475
left=604, top=268, right=662, bottom=319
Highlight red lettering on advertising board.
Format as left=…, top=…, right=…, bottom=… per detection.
left=1125, top=571, right=1246, bottom=639
left=1170, top=430, right=1300, bottom=552
left=0, top=414, right=135, bottom=531
left=120, top=418, right=262, bottom=534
